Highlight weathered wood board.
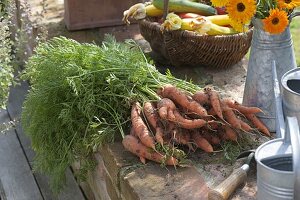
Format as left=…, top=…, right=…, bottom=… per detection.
left=4, top=81, right=85, bottom=200
left=0, top=109, right=43, bottom=200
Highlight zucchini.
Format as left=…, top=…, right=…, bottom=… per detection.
left=152, top=0, right=217, bottom=16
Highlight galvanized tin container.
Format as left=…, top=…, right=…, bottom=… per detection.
left=242, top=18, right=297, bottom=132
left=282, top=68, right=300, bottom=120
left=255, top=117, right=300, bottom=200
left=255, top=67, right=300, bottom=200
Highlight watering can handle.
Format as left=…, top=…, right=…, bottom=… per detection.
left=290, top=11, right=300, bottom=19
left=287, top=117, right=300, bottom=199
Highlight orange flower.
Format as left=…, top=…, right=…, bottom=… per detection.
left=230, top=19, right=250, bottom=32
left=263, top=8, right=289, bottom=34
left=211, top=0, right=229, bottom=7
left=226, top=0, right=256, bottom=24
left=277, top=0, right=300, bottom=10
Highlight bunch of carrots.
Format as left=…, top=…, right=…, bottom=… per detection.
left=122, top=84, right=270, bottom=166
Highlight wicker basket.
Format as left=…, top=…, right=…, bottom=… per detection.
left=138, top=18, right=253, bottom=68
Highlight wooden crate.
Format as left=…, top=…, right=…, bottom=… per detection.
left=64, top=0, right=142, bottom=31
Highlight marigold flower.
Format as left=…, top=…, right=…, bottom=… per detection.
left=277, top=0, right=300, bottom=10
left=230, top=19, right=250, bottom=32
left=262, top=8, right=289, bottom=34
left=226, top=0, right=256, bottom=24
left=211, top=0, right=229, bottom=7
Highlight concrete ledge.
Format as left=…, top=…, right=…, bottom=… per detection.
left=78, top=141, right=258, bottom=200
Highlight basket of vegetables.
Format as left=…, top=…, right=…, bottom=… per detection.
left=123, top=0, right=253, bottom=68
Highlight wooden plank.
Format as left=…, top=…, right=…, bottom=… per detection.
left=0, top=109, right=43, bottom=200
left=6, top=81, right=85, bottom=200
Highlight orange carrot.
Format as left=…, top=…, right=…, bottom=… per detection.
left=130, top=128, right=146, bottom=163
left=245, top=113, right=271, bottom=136
left=222, top=103, right=241, bottom=130
left=201, top=131, right=221, bottom=145
left=139, top=156, right=146, bottom=164
left=191, top=132, right=213, bottom=153
left=206, top=120, right=220, bottom=130
left=157, top=98, right=177, bottom=121
left=222, top=125, right=238, bottom=142
left=143, top=102, right=165, bottom=145
left=130, top=126, right=136, bottom=136
left=143, top=102, right=159, bottom=129
left=205, top=87, right=223, bottom=119
left=211, top=135, right=221, bottom=145
left=122, top=135, right=178, bottom=166
left=157, top=98, right=210, bottom=129
left=207, top=107, right=216, bottom=116
left=155, top=127, right=164, bottom=146
left=131, top=102, right=156, bottom=149
left=239, top=119, right=252, bottom=132
left=157, top=84, right=208, bottom=117
left=192, top=91, right=210, bottom=105
left=170, top=129, right=190, bottom=144
left=173, top=110, right=210, bottom=129
left=166, top=121, right=176, bottom=133
left=223, top=98, right=263, bottom=114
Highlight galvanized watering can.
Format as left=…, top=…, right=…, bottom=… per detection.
left=255, top=62, right=300, bottom=200
left=243, top=13, right=300, bottom=132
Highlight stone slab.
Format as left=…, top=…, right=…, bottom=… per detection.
left=121, top=165, right=208, bottom=200
left=99, top=140, right=264, bottom=200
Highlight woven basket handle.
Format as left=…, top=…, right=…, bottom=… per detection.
left=163, top=0, right=169, bottom=20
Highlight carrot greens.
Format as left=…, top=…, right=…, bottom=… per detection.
left=21, top=35, right=201, bottom=193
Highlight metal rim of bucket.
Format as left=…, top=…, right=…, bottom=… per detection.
left=281, top=68, right=300, bottom=96
left=255, top=138, right=293, bottom=175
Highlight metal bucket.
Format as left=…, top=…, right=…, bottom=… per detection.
left=256, top=139, right=293, bottom=200
left=282, top=68, right=300, bottom=120
left=255, top=67, right=300, bottom=200
left=242, top=18, right=297, bottom=132
left=255, top=117, right=300, bottom=200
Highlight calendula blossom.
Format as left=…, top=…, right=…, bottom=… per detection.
left=230, top=19, right=250, bottom=32
left=277, top=0, right=300, bottom=10
left=211, top=0, right=229, bottom=7
left=263, top=8, right=289, bottom=34
left=226, top=0, right=256, bottom=24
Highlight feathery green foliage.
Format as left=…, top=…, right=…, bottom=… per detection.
left=0, top=0, right=14, bottom=108
left=21, top=36, right=201, bottom=193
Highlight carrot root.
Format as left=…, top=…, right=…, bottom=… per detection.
left=205, top=87, right=223, bottom=120
left=143, top=102, right=159, bottom=129
left=122, top=135, right=178, bottom=166
left=239, top=119, right=253, bottom=132
left=222, top=105, right=241, bottom=130
left=158, top=98, right=209, bottom=129
left=245, top=113, right=271, bottom=136
left=131, top=102, right=156, bottom=149
left=192, top=91, right=210, bottom=105
left=191, top=132, right=213, bottom=153
left=158, top=84, right=208, bottom=117
left=155, top=127, right=164, bottom=146
left=223, top=125, right=238, bottom=142
left=223, top=98, right=264, bottom=114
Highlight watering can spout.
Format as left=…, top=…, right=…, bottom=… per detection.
left=272, top=61, right=285, bottom=138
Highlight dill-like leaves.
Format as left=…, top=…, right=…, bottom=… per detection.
left=21, top=35, right=201, bottom=193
